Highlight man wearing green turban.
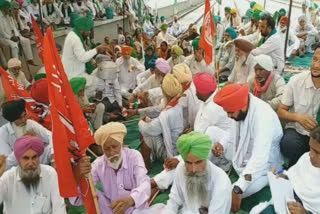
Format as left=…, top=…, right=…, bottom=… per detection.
left=250, top=1, right=256, bottom=9
left=223, top=7, right=232, bottom=28
left=168, top=45, right=185, bottom=68
left=143, top=14, right=155, bottom=37
left=69, top=77, right=105, bottom=129
left=62, top=17, right=108, bottom=94
left=239, top=10, right=260, bottom=36
left=184, top=38, right=215, bottom=76
left=162, top=132, right=232, bottom=213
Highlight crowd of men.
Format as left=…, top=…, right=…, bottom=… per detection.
left=0, top=0, right=320, bottom=213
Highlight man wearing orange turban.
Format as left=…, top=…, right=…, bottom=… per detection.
left=278, top=16, right=300, bottom=58
left=213, top=84, right=284, bottom=212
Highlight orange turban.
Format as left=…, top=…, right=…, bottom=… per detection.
left=214, top=84, right=249, bottom=112
left=121, top=46, right=133, bottom=55
left=279, top=16, right=288, bottom=26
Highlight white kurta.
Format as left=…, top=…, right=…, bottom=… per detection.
left=62, top=31, right=98, bottom=80
left=156, top=31, right=177, bottom=48
left=133, top=74, right=161, bottom=95
left=228, top=53, right=256, bottom=84
left=250, top=33, right=285, bottom=75
left=115, top=56, right=145, bottom=96
left=96, top=78, right=122, bottom=106
left=221, top=94, right=284, bottom=194
left=137, top=70, right=152, bottom=85
left=0, top=164, right=66, bottom=214
left=184, top=55, right=215, bottom=76
left=287, top=153, right=320, bottom=213
left=178, top=83, right=201, bottom=129
left=194, top=92, right=232, bottom=133
left=170, top=21, right=181, bottom=37
left=164, top=161, right=232, bottom=214
left=167, top=55, right=186, bottom=69
left=0, top=120, right=53, bottom=170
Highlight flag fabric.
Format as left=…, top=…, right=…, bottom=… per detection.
left=42, top=28, right=97, bottom=214
left=0, top=67, right=51, bottom=130
left=199, top=0, right=215, bottom=65
left=31, top=15, right=44, bottom=62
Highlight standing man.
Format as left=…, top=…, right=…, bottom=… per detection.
left=213, top=84, right=283, bottom=213
left=277, top=48, right=320, bottom=167
left=62, top=17, right=108, bottom=81
left=0, top=136, right=66, bottom=214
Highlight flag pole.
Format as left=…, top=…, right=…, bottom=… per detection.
left=87, top=174, right=101, bottom=214
left=284, top=0, right=293, bottom=59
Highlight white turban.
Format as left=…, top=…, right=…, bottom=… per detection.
left=255, top=54, right=273, bottom=71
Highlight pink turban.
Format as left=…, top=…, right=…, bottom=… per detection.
left=214, top=84, right=249, bottom=112
left=155, top=58, right=171, bottom=74
left=193, top=73, right=217, bottom=95
left=14, top=136, right=44, bottom=161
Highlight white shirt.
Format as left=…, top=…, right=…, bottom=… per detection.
left=136, top=69, right=152, bottom=85
left=164, top=161, right=232, bottom=214
left=0, top=120, right=53, bottom=169
left=222, top=94, right=284, bottom=192
left=194, top=92, right=232, bottom=133
left=251, top=32, right=284, bottom=75
left=0, top=11, right=16, bottom=40
left=170, top=21, right=181, bottom=37
left=278, top=27, right=300, bottom=57
left=287, top=153, right=320, bottom=213
left=184, top=55, right=215, bottom=76
left=115, top=56, right=145, bottom=95
left=228, top=53, right=255, bottom=84
left=168, top=55, right=185, bottom=69
left=62, top=31, right=98, bottom=80
left=27, top=4, right=40, bottom=20
left=133, top=74, right=161, bottom=95
left=281, top=71, right=320, bottom=136
left=156, top=31, right=177, bottom=48
left=0, top=164, right=66, bottom=214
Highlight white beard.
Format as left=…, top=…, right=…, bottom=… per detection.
left=279, top=26, right=287, bottom=33
left=234, top=55, right=247, bottom=73
left=107, top=153, right=123, bottom=170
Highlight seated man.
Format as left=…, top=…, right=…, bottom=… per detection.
left=217, top=27, right=237, bottom=82
left=239, top=10, right=260, bottom=36
left=116, top=46, right=145, bottom=98
left=164, top=132, right=232, bottom=213
left=173, top=63, right=200, bottom=130
left=139, top=74, right=184, bottom=169
left=0, top=99, right=53, bottom=170
left=277, top=48, right=320, bottom=167
left=0, top=136, right=66, bottom=213
left=95, top=60, right=124, bottom=123
left=71, top=122, right=150, bottom=214
left=248, top=54, right=285, bottom=111
left=168, top=45, right=185, bottom=69
left=278, top=16, right=300, bottom=58
left=70, top=77, right=105, bottom=130
left=295, top=14, right=317, bottom=56
left=7, top=58, right=31, bottom=90
left=184, top=38, right=215, bottom=76
left=227, top=39, right=255, bottom=84
left=213, top=84, right=284, bottom=213
left=285, top=127, right=320, bottom=213
left=138, top=59, right=156, bottom=85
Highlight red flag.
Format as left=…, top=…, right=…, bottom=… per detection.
left=199, top=0, right=215, bottom=65
left=42, top=28, right=97, bottom=214
left=31, top=15, right=44, bottom=62
left=0, top=67, right=51, bottom=130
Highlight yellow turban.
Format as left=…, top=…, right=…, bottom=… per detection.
left=161, top=74, right=183, bottom=98
left=171, top=45, right=183, bottom=56
left=253, top=4, right=263, bottom=11
left=94, top=122, right=127, bottom=147
left=230, top=8, right=238, bottom=14
left=172, top=63, right=192, bottom=84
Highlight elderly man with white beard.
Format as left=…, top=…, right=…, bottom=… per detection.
left=71, top=122, right=151, bottom=214
left=0, top=136, right=66, bottom=214
left=227, top=39, right=256, bottom=84
left=163, top=132, right=232, bottom=214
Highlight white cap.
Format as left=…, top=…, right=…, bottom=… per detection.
left=255, top=54, right=273, bottom=71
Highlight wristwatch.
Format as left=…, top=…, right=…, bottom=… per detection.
left=233, top=186, right=243, bottom=194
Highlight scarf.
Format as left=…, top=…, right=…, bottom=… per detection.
left=257, top=28, right=277, bottom=47
left=73, top=28, right=94, bottom=74
left=253, top=72, right=274, bottom=98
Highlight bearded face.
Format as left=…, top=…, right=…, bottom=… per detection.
left=18, top=165, right=41, bottom=191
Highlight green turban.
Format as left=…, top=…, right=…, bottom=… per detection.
left=10, top=0, right=19, bottom=8
left=145, top=15, right=150, bottom=20
left=34, top=73, right=47, bottom=81
left=199, top=26, right=203, bottom=34
left=70, top=77, right=86, bottom=94
left=74, top=17, right=94, bottom=31
left=225, top=7, right=231, bottom=13
left=250, top=1, right=256, bottom=8
left=192, top=38, right=200, bottom=50
left=177, top=132, right=212, bottom=161
left=161, top=23, right=168, bottom=31
left=252, top=10, right=262, bottom=21
left=0, top=0, right=10, bottom=9
left=160, top=15, right=165, bottom=21
left=213, top=15, right=221, bottom=24
left=172, top=45, right=183, bottom=56
left=279, top=8, right=286, bottom=16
